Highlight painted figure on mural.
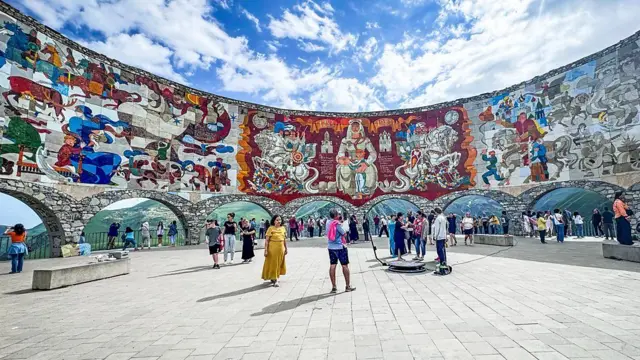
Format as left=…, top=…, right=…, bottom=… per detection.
left=481, top=149, right=503, bottom=188
left=530, top=140, right=549, bottom=182
left=336, top=119, right=378, bottom=199
left=495, top=112, right=546, bottom=166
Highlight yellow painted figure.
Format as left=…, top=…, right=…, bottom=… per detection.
left=262, top=216, right=288, bottom=287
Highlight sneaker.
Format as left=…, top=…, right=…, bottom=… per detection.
left=330, top=287, right=337, bottom=294
left=345, top=286, right=356, bottom=292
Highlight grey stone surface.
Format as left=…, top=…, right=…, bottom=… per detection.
left=32, top=258, right=130, bottom=290
left=602, top=240, right=640, bottom=263
left=474, top=234, right=515, bottom=247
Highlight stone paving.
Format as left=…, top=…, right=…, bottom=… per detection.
left=0, top=236, right=639, bottom=360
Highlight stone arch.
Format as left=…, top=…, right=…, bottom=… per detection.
left=359, top=194, right=431, bottom=217
left=78, top=190, right=195, bottom=243
left=0, top=179, right=79, bottom=257
left=194, top=195, right=281, bottom=231
left=518, top=180, right=626, bottom=212
left=282, top=196, right=357, bottom=220
left=437, top=189, right=518, bottom=211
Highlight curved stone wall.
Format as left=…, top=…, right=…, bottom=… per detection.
left=2, top=2, right=640, bottom=255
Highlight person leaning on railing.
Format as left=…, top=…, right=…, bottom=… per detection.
left=4, top=224, right=27, bottom=273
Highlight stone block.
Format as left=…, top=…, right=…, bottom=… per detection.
left=602, top=240, right=640, bottom=263
left=474, top=234, right=514, bottom=246
left=32, top=258, right=130, bottom=290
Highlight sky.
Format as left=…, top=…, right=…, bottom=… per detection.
left=7, top=0, right=640, bottom=113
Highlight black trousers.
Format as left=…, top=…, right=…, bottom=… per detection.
left=539, top=230, right=546, bottom=243
left=379, top=225, right=389, bottom=237
left=289, top=228, right=299, bottom=241
left=364, top=230, right=371, bottom=242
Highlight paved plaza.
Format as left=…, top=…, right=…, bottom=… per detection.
left=1, top=236, right=640, bottom=360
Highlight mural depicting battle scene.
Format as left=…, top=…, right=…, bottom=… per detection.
left=237, top=109, right=476, bottom=205
left=1, top=2, right=640, bottom=207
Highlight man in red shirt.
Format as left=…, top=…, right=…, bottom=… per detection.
left=288, top=216, right=299, bottom=242
left=497, top=112, right=546, bottom=166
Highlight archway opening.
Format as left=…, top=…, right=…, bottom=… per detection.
left=207, top=201, right=271, bottom=239
left=0, top=193, right=51, bottom=260
left=366, top=199, right=419, bottom=237
left=444, top=195, right=505, bottom=234
left=294, top=201, right=346, bottom=238
left=83, top=198, right=188, bottom=250
left=532, top=187, right=613, bottom=237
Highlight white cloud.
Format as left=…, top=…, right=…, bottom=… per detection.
left=360, top=37, right=379, bottom=62
left=268, top=0, right=357, bottom=54
left=265, top=40, right=281, bottom=52
left=81, top=33, right=187, bottom=83
left=299, top=41, right=326, bottom=52
left=241, top=9, right=261, bottom=32
left=215, top=0, right=233, bottom=10
left=365, top=21, right=380, bottom=29
left=298, top=57, right=308, bottom=63
left=371, top=0, right=640, bottom=108
left=307, top=78, right=385, bottom=112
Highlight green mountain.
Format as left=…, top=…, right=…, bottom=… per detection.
left=0, top=223, right=46, bottom=237
left=533, top=188, right=612, bottom=219
left=208, top=202, right=271, bottom=223
left=84, top=200, right=182, bottom=234
left=445, top=195, right=504, bottom=218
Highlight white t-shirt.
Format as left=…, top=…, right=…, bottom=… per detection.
left=381, top=218, right=387, bottom=226
left=553, top=213, right=564, bottom=224
left=573, top=215, right=583, bottom=225
left=461, top=217, right=474, bottom=230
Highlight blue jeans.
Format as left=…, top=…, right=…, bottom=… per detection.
left=122, top=239, right=136, bottom=251
left=436, top=239, right=447, bottom=264
left=576, top=224, right=584, bottom=237
left=414, top=236, right=425, bottom=257
left=10, top=253, right=24, bottom=273
left=556, top=224, right=565, bottom=242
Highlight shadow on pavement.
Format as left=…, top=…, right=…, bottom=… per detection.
left=4, top=288, right=38, bottom=295
left=150, top=263, right=247, bottom=279
left=197, top=283, right=271, bottom=303
left=251, top=293, right=340, bottom=316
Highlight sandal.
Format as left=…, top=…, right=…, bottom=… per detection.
left=345, top=286, right=356, bottom=292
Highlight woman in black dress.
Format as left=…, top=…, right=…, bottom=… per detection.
left=349, top=215, right=359, bottom=242
left=241, top=219, right=255, bottom=263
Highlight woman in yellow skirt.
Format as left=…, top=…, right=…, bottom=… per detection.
left=262, top=215, right=287, bottom=287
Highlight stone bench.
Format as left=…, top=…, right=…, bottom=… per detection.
left=602, top=240, right=640, bottom=263
left=32, top=258, right=130, bottom=290
left=473, top=234, right=514, bottom=246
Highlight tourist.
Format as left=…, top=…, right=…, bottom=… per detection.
left=545, top=211, right=554, bottom=238
left=447, top=213, right=457, bottom=246
left=4, top=224, right=27, bottom=274
left=168, top=221, right=178, bottom=246
left=326, top=209, right=356, bottom=293
left=501, top=211, right=510, bottom=235
left=362, top=216, right=371, bottom=242
left=489, top=214, right=500, bottom=234
left=563, top=209, right=572, bottom=237
left=481, top=213, right=489, bottom=234
left=602, top=207, right=615, bottom=240
left=140, top=222, right=151, bottom=250
left=592, top=209, right=602, bottom=237
left=379, top=215, right=389, bottom=237
left=223, top=213, right=237, bottom=264
left=349, top=215, right=359, bottom=243
left=107, top=222, right=120, bottom=250
left=373, top=215, right=380, bottom=236
left=427, top=210, right=435, bottom=245
left=388, top=215, right=396, bottom=256
left=613, top=191, right=633, bottom=245
left=394, top=213, right=408, bottom=261
left=529, top=212, right=538, bottom=237
left=205, top=220, right=221, bottom=269
left=262, top=215, right=287, bottom=287
left=156, top=221, right=164, bottom=247
left=522, top=212, right=531, bottom=237
left=241, top=219, right=255, bottom=263
left=537, top=211, right=547, bottom=244
left=432, top=208, right=449, bottom=275
left=298, top=218, right=304, bottom=237
left=412, top=211, right=426, bottom=260
left=553, top=209, right=565, bottom=243
left=307, top=217, right=315, bottom=238
left=316, top=217, right=322, bottom=237
left=288, top=216, right=299, bottom=241
left=461, top=212, right=474, bottom=245
left=473, top=216, right=479, bottom=235
left=122, top=227, right=137, bottom=251
left=406, top=211, right=415, bottom=254
left=259, top=219, right=266, bottom=239
left=573, top=212, right=584, bottom=238
left=341, top=213, right=350, bottom=243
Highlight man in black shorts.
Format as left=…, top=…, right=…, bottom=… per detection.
left=326, top=209, right=355, bottom=293
left=206, top=220, right=221, bottom=269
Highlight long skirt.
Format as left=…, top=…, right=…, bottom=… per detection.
left=242, top=237, right=254, bottom=260
left=261, top=240, right=286, bottom=280
left=616, top=217, right=633, bottom=245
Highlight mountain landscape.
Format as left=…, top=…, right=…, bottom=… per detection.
left=532, top=188, right=612, bottom=219
left=0, top=223, right=46, bottom=237
left=84, top=200, right=183, bottom=234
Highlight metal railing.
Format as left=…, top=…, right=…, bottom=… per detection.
left=0, top=233, right=51, bottom=260
left=84, top=229, right=188, bottom=251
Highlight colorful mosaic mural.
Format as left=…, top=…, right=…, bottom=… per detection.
left=0, top=4, right=640, bottom=207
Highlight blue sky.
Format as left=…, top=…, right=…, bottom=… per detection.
left=8, top=0, right=640, bottom=112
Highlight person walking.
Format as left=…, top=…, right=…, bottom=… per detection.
left=326, top=209, right=356, bottom=293
left=140, top=222, right=151, bottom=250
left=107, top=222, right=120, bottom=250
left=573, top=212, right=584, bottom=238
left=412, top=211, right=426, bottom=260
left=4, top=224, right=27, bottom=274
left=500, top=211, right=510, bottom=235
left=262, top=215, right=288, bottom=287
left=613, top=191, right=633, bottom=245
left=122, top=227, right=137, bottom=251
left=205, top=220, right=222, bottom=269
left=362, top=217, right=371, bottom=242
left=348, top=215, right=359, bottom=243
left=432, top=208, right=449, bottom=275
left=553, top=209, right=565, bottom=243
left=394, top=213, right=408, bottom=261
left=373, top=215, right=380, bottom=236
left=461, top=212, right=474, bottom=245
left=379, top=216, right=389, bottom=237
left=156, top=221, right=164, bottom=247
left=591, top=209, right=602, bottom=237
left=537, top=211, right=547, bottom=244
left=447, top=213, right=457, bottom=246
left=602, top=207, right=615, bottom=240
left=241, top=219, right=255, bottom=263
left=288, top=216, right=299, bottom=241
left=168, top=221, right=178, bottom=246
left=223, top=213, right=237, bottom=264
